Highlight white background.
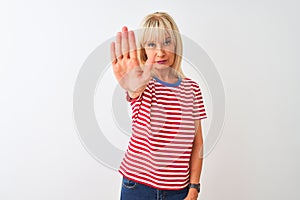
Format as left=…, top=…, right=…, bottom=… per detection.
left=1, top=0, right=300, bottom=199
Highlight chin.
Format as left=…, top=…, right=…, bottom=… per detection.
left=153, top=64, right=170, bottom=70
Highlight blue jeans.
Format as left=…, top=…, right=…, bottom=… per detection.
left=120, top=176, right=189, bottom=200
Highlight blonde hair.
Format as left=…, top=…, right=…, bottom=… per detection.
left=138, top=12, right=185, bottom=78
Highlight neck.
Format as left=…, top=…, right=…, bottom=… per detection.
left=153, top=68, right=177, bottom=81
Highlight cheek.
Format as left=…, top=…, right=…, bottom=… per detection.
left=169, top=54, right=175, bottom=66
left=167, top=52, right=175, bottom=61
left=165, top=47, right=175, bottom=56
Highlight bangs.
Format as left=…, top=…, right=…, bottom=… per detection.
left=138, top=18, right=177, bottom=46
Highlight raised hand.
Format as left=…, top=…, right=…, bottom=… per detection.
left=110, top=26, right=155, bottom=96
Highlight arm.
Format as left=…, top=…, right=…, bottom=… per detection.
left=184, top=119, right=204, bottom=200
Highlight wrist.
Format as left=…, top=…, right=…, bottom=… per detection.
left=127, top=91, right=140, bottom=98
left=126, top=91, right=140, bottom=102
left=187, top=188, right=199, bottom=199
left=189, top=183, right=201, bottom=193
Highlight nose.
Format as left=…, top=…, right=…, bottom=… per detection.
left=155, top=45, right=165, bottom=57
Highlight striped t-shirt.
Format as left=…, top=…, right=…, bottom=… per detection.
left=118, top=77, right=207, bottom=190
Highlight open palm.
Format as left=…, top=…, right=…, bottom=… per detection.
left=110, top=26, right=154, bottom=95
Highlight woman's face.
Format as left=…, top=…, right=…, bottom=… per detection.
left=144, top=36, right=175, bottom=70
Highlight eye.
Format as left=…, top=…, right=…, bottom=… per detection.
left=147, top=42, right=156, bottom=48
left=163, top=39, right=171, bottom=46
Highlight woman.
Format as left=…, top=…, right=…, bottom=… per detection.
left=111, top=12, right=207, bottom=200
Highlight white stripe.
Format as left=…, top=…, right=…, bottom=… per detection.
left=127, top=152, right=191, bottom=164
left=129, top=144, right=192, bottom=156
left=132, top=132, right=195, bottom=143
left=129, top=139, right=193, bottom=153
left=132, top=127, right=195, bottom=138
left=150, top=121, right=195, bottom=128
left=151, top=117, right=194, bottom=124
left=132, top=137, right=192, bottom=148
left=151, top=103, right=194, bottom=108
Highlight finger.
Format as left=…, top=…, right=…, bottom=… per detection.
left=122, top=27, right=129, bottom=58
left=145, top=52, right=157, bottom=66
left=110, top=42, right=117, bottom=64
left=115, top=32, right=122, bottom=60
left=128, top=31, right=137, bottom=59
left=122, top=26, right=128, bottom=32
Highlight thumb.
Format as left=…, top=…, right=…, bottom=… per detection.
left=142, top=53, right=156, bottom=80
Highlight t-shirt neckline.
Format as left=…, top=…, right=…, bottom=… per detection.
left=153, top=76, right=182, bottom=87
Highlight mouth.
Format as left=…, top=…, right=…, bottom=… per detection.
left=156, top=60, right=167, bottom=64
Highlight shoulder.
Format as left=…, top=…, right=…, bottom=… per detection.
left=181, top=77, right=201, bottom=90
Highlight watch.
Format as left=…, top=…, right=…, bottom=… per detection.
left=189, top=183, right=200, bottom=193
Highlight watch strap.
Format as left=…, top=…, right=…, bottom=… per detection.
left=189, top=183, right=200, bottom=193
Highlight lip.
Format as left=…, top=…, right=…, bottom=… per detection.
left=156, top=60, right=167, bottom=64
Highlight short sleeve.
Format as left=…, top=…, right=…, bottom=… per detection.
left=192, top=83, right=207, bottom=120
